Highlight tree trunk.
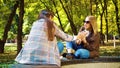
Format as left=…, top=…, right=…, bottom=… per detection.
left=0, top=1, right=19, bottom=53
left=104, top=0, right=108, bottom=42
left=100, top=14, right=103, bottom=36
left=0, top=40, right=5, bottom=53
left=59, top=0, right=77, bottom=35
left=17, top=0, right=24, bottom=54
left=112, top=0, right=120, bottom=37
left=52, top=0, right=64, bottom=31
left=90, top=0, right=93, bottom=15
left=98, top=0, right=106, bottom=44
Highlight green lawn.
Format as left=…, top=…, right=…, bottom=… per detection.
left=0, top=42, right=120, bottom=67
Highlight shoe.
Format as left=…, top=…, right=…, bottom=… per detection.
left=60, top=56, right=68, bottom=61
left=66, top=53, right=74, bottom=60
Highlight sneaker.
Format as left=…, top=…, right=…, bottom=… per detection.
left=66, top=53, right=74, bottom=60
left=60, top=56, right=68, bottom=61
left=62, top=53, right=68, bottom=57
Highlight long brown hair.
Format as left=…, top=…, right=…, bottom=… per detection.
left=38, top=9, right=55, bottom=41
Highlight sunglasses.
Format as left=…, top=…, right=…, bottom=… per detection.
left=83, top=20, right=90, bottom=23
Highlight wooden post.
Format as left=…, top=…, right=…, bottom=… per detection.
left=105, top=35, right=107, bottom=43
left=113, top=35, right=116, bottom=48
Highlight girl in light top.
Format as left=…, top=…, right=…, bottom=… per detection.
left=15, top=9, right=76, bottom=68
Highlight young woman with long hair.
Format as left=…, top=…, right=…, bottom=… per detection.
left=15, top=9, right=76, bottom=68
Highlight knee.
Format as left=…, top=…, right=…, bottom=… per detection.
left=66, top=41, right=73, bottom=45
left=75, top=49, right=90, bottom=59
left=57, top=41, right=64, bottom=53
left=66, top=41, right=73, bottom=48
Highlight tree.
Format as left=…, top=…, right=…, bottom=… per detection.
left=104, top=0, right=109, bottom=42
left=59, top=0, right=77, bottom=35
left=112, top=0, right=120, bottom=37
left=51, top=0, right=64, bottom=31
left=0, top=1, right=19, bottom=53
left=90, top=0, right=93, bottom=15
left=0, top=0, right=120, bottom=53
left=17, top=0, right=24, bottom=54
left=99, top=0, right=106, bottom=35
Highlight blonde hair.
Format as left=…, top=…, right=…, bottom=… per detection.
left=87, top=16, right=98, bottom=35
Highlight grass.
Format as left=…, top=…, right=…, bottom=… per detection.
left=100, top=46, right=120, bottom=56
left=99, top=40, right=120, bottom=56
left=0, top=41, right=120, bottom=67
left=0, top=43, right=17, bottom=68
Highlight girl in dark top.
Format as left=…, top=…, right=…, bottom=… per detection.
left=66, top=16, right=100, bottom=59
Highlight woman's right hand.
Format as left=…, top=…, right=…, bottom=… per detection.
left=76, top=39, right=81, bottom=45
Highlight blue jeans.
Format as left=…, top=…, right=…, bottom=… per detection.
left=57, top=41, right=64, bottom=54
left=75, top=49, right=90, bottom=59
left=66, top=41, right=90, bottom=59
left=66, top=41, right=83, bottom=51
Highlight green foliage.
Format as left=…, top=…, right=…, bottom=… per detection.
left=0, top=0, right=17, bottom=39
left=0, top=0, right=120, bottom=39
